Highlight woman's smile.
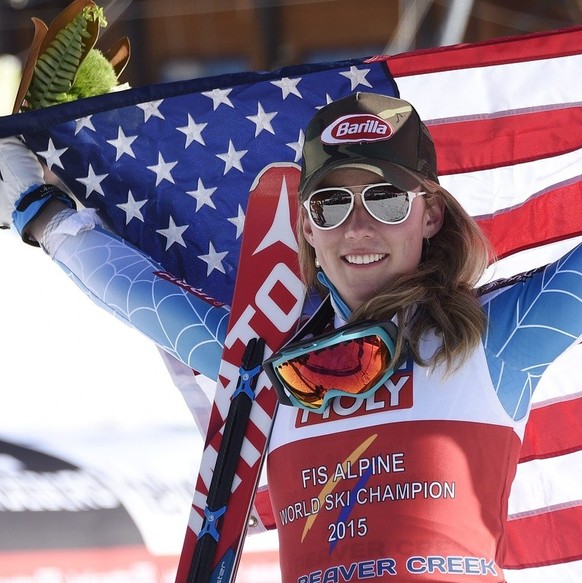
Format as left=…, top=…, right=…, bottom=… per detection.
left=343, top=253, right=387, bottom=265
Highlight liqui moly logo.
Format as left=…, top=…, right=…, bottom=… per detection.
left=321, top=114, right=393, bottom=145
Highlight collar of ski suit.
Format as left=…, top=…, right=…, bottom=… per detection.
left=316, top=270, right=352, bottom=323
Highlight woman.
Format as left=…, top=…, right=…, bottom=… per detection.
left=264, top=93, right=530, bottom=582
left=2, top=92, right=582, bottom=582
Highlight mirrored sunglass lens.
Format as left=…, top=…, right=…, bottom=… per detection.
left=275, top=336, right=390, bottom=408
left=364, top=187, right=410, bottom=223
left=309, top=190, right=352, bottom=228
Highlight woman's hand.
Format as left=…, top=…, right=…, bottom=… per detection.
left=0, top=136, right=44, bottom=229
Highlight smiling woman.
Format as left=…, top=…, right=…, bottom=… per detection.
left=296, top=92, right=489, bottom=372
left=301, top=168, right=440, bottom=313
left=265, top=91, right=582, bottom=583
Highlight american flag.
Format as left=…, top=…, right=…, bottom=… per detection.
left=0, top=24, right=581, bottom=582
left=0, top=59, right=398, bottom=305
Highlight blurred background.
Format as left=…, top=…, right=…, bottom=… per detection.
left=1, top=0, right=581, bottom=90
left=0, top=1, right=580, bottom=582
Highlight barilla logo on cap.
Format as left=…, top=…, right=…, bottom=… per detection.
left=321, top=114, right=393, bottom=145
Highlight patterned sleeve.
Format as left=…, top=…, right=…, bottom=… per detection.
left=482, top=243, right=582, bottom=419
left=50, top=224, right=230, bottom=380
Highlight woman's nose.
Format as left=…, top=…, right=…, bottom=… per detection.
left=343, top=195, right=375, bottom=237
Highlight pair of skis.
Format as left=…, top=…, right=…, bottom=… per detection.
left=176, top=164, right=304, bottom=583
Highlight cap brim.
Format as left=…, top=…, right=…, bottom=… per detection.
left=300, top=159, right=427, bottom=199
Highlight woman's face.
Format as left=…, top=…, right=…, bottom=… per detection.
left=302, top=168, right=444, bottom=311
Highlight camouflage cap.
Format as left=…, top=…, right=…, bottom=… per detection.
left=299, top=92, right=438, bottom=200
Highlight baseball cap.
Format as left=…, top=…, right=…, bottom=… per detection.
left=299, top=92, right=438, bottom=199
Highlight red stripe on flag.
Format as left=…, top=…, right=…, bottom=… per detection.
left=385, top=25, right=582, bottom=77
left=519, top=396, right=582, bottom=463
left=504, top=503, right=582, bottom=569
left=430, top=106, right=582, bottom=175
left=476, top=181, right=582, bottom=258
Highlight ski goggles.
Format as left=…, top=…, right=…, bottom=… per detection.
left=303, top=183, right=426, bottom=230
left=263, top=320, right=398, bottom=413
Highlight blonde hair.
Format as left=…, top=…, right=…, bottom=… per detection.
left=297, top=180, right=492, bottom=374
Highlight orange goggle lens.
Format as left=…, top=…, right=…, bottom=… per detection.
left=275, top=336, right=390, bottom=408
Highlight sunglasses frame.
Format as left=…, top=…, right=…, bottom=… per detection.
left=303, top=183, right=426, bottom=230
left=263, top=319, right=398, bottom=413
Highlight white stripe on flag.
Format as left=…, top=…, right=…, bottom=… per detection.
left=397, top=54, right=582, bottom=120
left=442, top=149, right=581, bottom=216
left=531, top=340, right=582, bottom=404
left=509, top=451, right=582, bottom=515
left=481, top=237, right=582, bottom=282
left=505, top=559, right=582, bottom=583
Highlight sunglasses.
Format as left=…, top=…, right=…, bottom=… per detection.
left=303, top=183, right=426, bottom=230
left=263, top=319, right=398, bottom=413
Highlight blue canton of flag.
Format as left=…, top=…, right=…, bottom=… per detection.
left=0, top=59, right=398, bottom=304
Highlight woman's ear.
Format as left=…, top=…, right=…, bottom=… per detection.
left=301, top=209, right=315, bottom=246
left=423, top=194, right=445, bottom=239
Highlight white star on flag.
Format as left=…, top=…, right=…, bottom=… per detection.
left=317, top=94, right=335, bottom=110
left=38, top=139, right=67, bottom=170
left=177, top=114, right=208, bottom=147
left=157, top=215, right=188, bottom=250
left=247, top=102, right=277, bottom=137
left=117, top=190, right=146, bottom=224
left=199, top=241, right=228, bottom=275
left=271, top=77, right=302, bottom=99
left=286, top=130, right=304, bottom=163
left=77, top=164, right=107, bottom=197
left=227, top=205, right=245, bottom=239
left=138, top=100, right=165, bottom=122
left=186, top=179, right=217, bottom=211
left=202, top=88, right=234, bottom=110
left=147, top=152, right=178, bottom=186
left=107, top=128, right=137, bottom=160
left=74, top=116, right=95, bottom=134
left=340, top=66, right=373, bottom=90
left=216, top=141, right=248, bottom=174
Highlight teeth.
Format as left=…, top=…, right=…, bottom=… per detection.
left=345, top=254, right=386, bottom=265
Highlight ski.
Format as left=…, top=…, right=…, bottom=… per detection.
left=186, top=337, right=265, bottom=583
left=176, top=163, right=305, bottom=583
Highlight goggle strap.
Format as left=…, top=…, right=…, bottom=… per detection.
left=285, top=295, right=335, bottom=345
left=264, top=297, right=334, bottom=408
